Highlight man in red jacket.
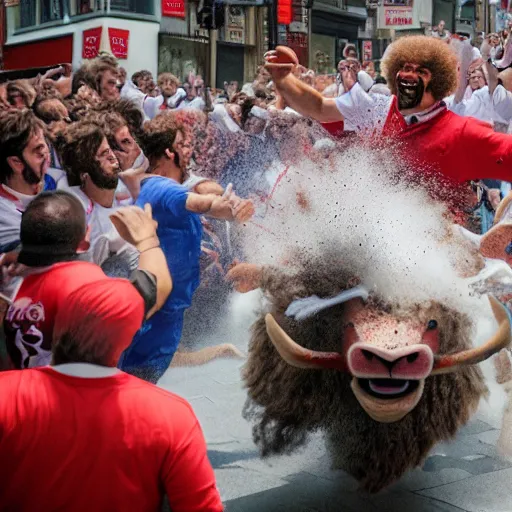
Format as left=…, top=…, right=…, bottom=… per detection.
left=0, top=277, right=223, bottom=512
left=265, top=36, right=511, bottom=185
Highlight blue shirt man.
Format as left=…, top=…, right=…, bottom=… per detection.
left=119, top=176, right=203, bottom=382
left=118, top=114, right=254, bottom=383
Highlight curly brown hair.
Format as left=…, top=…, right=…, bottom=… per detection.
left=91, top=111, right=126, bottom=151
left=54, top=121, right=105, bottom=187
left=157, top=72, right=180, bottom=88
left=0, top=109, right=45, bottom=183
left=138, top=111, right=180, bottom=164
left=381, top=36, right=458, bottom=100
left=7, top=80, right=37, bottom=108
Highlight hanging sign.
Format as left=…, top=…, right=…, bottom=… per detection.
left=108, top=28, right=130, bottom=59
left=82, top=27, right=102, bottom=59
left=162, top=0, right=186, bottom=18
left=277, top=0, right=293, bottom=25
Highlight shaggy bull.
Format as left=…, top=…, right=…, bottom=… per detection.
left=233, top=259, right=511, bottom=492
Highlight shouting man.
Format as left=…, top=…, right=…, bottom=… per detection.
left=265, top=36, right=512, bottom=185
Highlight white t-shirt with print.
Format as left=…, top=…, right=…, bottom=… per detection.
left=67, top=187, right=138, bottom=270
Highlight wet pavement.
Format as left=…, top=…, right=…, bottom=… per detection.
left=159, top=358, right=512, bottom=512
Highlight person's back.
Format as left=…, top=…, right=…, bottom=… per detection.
left=0, top=367, right=222, bottom=512
left=4, top=261, right=106, bottom=368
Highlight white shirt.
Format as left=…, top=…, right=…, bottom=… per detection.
left=175, top=96, right=205, bottom=111
left=450, top=86, right=494, bottom=124
left=67, top=187, right=138, bottom=270
left=449, top=85, right=512, bottom=127
left=51, top=363, right=120, bottom=378
left=0, top=185, right=38, bottom=250
left=120, top=80, right=146, bottom=112
left=209, top=104, right=242, bottom=133
left=335, top=82, right=393, bottom=133
left=492, top=84, right=512, bottom=125
left=143, top=89, right=187, bottom=120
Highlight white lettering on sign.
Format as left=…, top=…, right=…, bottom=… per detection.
left=111, top=37, right=126, bottom=46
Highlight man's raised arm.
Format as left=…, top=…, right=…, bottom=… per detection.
left=265, top=47, right=343, bottom=124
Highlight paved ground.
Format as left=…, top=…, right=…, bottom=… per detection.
left=159, top=357, right=512, bottom=512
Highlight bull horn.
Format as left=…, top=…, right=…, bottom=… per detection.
left=265, top=314, right=347, bottom=370
left=432, top=296, right=511, bottom=375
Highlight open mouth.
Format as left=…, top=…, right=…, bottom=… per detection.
left=397, top=77, right=424, bottom=109
left=358, top=378, right=419, bottom=400
left=399, top=80, right=420, bottom=95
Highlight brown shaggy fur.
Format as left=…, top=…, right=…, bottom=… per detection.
left=243, top=259, right=487, bottom=493
left=381, top=36, right=459, bottom=101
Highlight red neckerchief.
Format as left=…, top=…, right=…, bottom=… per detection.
left=381, top=96, right=407, bottom=138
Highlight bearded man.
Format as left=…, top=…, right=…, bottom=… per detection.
left=0, top=110, right=50, bottom=253
left=56, top=121, right=139, bottom=273
left=265, top=36, right=512, bottom=186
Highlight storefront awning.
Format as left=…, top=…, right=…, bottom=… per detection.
left=312, top=4, right=367, bottom=39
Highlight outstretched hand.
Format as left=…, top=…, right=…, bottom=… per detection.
left=264, top=46, right=299, bottom=82
left=480, top=35, right=492, bottom=61
left=226, top=262, right=263, bottom=293
left=223, top=185, right=255, bottom=223
left=109, top=204, right=159, bottom=252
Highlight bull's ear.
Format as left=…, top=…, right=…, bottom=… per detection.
left=432, top=296, right=511, bottom=375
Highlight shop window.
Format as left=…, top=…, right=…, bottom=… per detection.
left=159, top=34, right=208, bottom=82
left=19, top=0, right=36, bottom=28
left=41, top=0, right=64, bottom=24
left=110, top=0, right=154, bottom=15
left=76, top=0, right=100, bottom=15
left=13, top=0, right=153, bottom=31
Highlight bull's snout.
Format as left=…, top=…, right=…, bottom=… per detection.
left=348, top=343, right=434, bottom=380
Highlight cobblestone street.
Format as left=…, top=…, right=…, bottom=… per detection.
left=159, top=357, right=512, bottom=512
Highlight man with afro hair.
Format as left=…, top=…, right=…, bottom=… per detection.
left=264, top=36, right=512, bottom=186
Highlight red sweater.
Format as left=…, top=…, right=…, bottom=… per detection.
left=383, top=100, right=512, bottom=184
left=0, top=368, right=223, bottom=512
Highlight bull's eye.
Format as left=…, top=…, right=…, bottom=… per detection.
left=345, top=322, right=355, bottom=329
left=427, top=320, right=438, bottom=330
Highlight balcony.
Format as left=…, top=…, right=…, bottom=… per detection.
left=12, top=0, right=155, bottom=33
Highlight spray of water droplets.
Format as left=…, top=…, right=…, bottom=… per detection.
left=241, top=142, right=494, bottom=324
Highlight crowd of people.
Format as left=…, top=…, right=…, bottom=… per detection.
left=0, top=24, right=510, bottom=511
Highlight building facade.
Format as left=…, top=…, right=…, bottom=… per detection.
left=3, top=1, right=160, bottom=74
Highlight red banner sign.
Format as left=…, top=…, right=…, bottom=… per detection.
left=384, top=7, right=413, bottom=27
left=162, top=0, right=186, bottom=18
left=108, top=28, right=129, bottom=59
left=277, top=0, right=292, bottom=25
left=82, top=27, right=102, bottom=59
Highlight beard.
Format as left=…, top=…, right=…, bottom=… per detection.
left=88, top=160, right=119, bottom=190
left=22, top=158, right=45, bottom=186
left=396, top=74, right=425, bottom=110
